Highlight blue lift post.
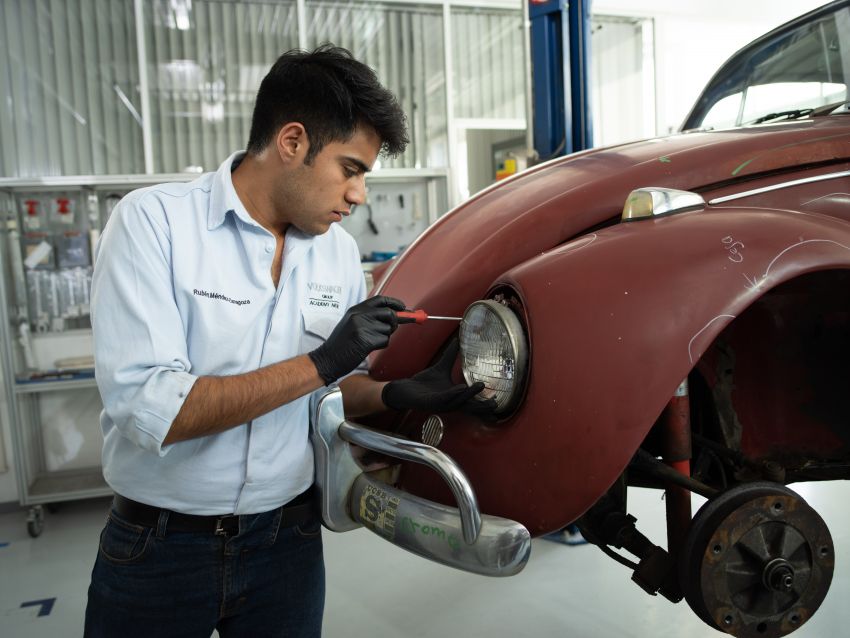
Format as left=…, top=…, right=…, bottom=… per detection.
left=529, top=0, right=593, bottom=160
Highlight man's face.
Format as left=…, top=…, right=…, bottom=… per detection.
left=280, top=125, right=382, bottom=236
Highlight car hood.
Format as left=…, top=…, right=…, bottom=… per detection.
left=370, top=118, right=850, bottom=381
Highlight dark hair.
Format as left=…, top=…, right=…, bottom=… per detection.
left=246, top=44, right=408, bottom=163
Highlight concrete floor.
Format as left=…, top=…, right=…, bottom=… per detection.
left=0, top=483, right=847, bottom=637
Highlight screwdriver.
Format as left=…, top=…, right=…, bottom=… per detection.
left=397, top=309, right=462, bottom=324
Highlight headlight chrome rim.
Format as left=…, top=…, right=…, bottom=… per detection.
left=459, top=299, right=528, bottom=414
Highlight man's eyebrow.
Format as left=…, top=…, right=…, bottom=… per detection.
left=341, top=156, right=371, bottom=174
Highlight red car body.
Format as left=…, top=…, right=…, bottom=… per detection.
left=369, top=117, right=850, bottom=535
left=348, top=3, right=850, bottom=634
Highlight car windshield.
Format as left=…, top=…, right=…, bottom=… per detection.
left=684, top=3, right=850, bottom=130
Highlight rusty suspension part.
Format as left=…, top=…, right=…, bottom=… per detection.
left=662, top=379, right=693, bottom=561
left=630, top=449, right=718, bottom=499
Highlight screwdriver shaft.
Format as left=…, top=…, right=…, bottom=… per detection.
left=397, top=309, right=462, bottom=324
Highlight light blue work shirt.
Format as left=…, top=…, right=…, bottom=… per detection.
left=91, top=151, right=367, bottom=515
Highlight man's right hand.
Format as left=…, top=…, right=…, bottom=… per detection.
left=308, top=295, right=406, bottom=385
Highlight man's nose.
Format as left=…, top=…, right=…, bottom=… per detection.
left=346, top=176, right=367, bottom=206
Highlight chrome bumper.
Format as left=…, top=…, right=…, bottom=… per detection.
left=310, top=388, right=531, bottom=577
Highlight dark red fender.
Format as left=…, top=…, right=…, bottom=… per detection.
left=388, top=207, right=850, bottom=535
left=366, top=119, right=850, bottom=534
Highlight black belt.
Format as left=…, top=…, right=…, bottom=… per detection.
left=112, top=487, right=316, bottom=536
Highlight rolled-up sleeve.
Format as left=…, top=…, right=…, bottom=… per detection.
left=91, top=192, right=197, bottom=456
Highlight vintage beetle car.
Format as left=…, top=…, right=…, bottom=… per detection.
left=310, top=3, right=850, bottom=637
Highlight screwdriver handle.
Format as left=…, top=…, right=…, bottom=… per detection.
left=397, top=309, right=427, bottom=324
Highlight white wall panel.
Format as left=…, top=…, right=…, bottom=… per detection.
left=306, top=1, right=448, bottom=169
left=0, top=0, right=529, bottom=178
left=144, top=0, right=298, bottom=173
left=451, top=6, right=525, bottom=120
left=0, top=0, right=143, bottom=178
left=591, top=16, right=654, bottom=147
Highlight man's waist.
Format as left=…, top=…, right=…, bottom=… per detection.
left=112, top=485, right=316, bottom=535
left=101, top=425, right=315, bottom=514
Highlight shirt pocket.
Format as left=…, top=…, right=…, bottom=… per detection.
left=299, top=308, right=343, bottom=354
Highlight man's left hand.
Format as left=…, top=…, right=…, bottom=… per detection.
left=381, top=339, right=497, bottom=415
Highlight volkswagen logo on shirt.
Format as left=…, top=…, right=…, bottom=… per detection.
left=306, top=282, right=342, bottom=310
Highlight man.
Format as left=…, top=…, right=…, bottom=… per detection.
left=84, top=45, right=491, bottom=638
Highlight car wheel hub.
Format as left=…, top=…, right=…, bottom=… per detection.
left=680, top=482, right=834, bottom=638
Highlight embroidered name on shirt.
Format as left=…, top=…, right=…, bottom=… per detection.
left=193, top=289, right=251, bottom=306
left=307, top=281, right=342, bottom=310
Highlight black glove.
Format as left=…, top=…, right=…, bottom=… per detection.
left=309, top=296, right=405, bottom=385
left=382, top=339, right=498, bottom=416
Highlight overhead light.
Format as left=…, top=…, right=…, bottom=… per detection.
left=170, top=0, right=192, bottom=30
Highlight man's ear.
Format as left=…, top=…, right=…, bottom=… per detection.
left=275, top=123, right=308, bottom=164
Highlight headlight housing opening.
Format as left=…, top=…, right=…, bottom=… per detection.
left=459, top=299, right=529, bottom=414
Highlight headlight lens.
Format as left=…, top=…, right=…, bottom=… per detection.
left=459, top=300, right=528, bottom=414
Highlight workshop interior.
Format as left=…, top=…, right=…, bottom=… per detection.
left=1, top=1, right=849, bottom=637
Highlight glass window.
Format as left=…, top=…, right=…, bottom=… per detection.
left=306, top=1, right=447, bottom=169
left=0, top=0, right=143, bottom=177
left=701, top=93, right=743, bottom=131
left=689, top=6, right=850, bottom=130
left=742, top=82, right=845, bottom=124
left=739, top=11, right=847, bottom=124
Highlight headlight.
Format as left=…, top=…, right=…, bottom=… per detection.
left=459, top=300, right=528, bottom=414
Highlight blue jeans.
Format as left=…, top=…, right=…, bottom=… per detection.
left=84, top=503, right=325, bottom=637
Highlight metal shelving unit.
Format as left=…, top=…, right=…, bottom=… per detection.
left=0, top=174, right=221, bottom=536
left=0, top=180, right=128, bottom=537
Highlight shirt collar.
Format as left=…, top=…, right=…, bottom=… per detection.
left=207, top=151, right=320, bottom=259
left=208, top=150, right=264, bottom=231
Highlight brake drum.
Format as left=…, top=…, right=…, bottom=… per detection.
left=679, top=481, right=834, bottom=637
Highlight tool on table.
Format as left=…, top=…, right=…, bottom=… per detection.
left=397, top=309, right=462, bottom=324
